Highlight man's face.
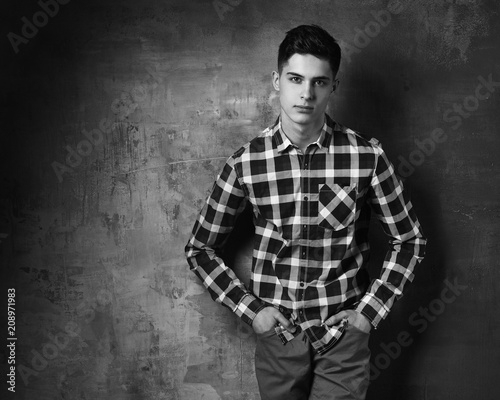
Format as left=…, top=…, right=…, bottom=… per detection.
left=273, top=53, right=336, bottom=128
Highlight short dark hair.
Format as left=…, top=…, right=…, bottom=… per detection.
left=278, top=25, right=341, bottom=77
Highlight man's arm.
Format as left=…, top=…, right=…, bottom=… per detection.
left=355, top=145, right=427, bottom=328
left=185, top=156, right=267, bottom=326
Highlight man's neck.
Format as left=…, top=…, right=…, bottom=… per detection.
left=280, top=113, right=325, bottom=153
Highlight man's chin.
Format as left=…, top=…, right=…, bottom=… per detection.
left=290, top=113, right=318, bottom=125
left=281, top=108, right=324, bottom=126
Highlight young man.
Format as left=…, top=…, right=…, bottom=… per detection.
left=185, top=25, right=426, bottom=399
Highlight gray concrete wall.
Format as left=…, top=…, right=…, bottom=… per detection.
left=1, top=0, right=499, bottom=399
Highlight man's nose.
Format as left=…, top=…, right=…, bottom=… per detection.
left=301, top=83, right=314, bottom=100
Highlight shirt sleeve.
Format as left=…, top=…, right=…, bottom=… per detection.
left=355, top=145, right=427, bottom=328
left=185, top=155, right=267, bottom=326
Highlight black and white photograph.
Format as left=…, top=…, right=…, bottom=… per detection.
left=1, top=1, right=499, bottom=399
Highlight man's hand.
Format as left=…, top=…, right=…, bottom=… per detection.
left=252, top=307, right=297, bottom=335
left=324, top=310, right=372, bottom=334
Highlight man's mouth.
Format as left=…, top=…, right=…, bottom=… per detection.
left=294, top=105, right=314, bottom=112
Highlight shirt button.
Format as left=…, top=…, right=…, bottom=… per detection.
left=304, top=196, right=308, bottom=201
left=299, top=310, right=303, bottom=316
left=300, top=282, right=305, bottom=287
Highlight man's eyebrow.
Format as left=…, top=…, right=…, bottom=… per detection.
left=286, top=72, right=331, bottom=81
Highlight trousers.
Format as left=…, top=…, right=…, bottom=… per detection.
left=254, top=323, right=371, bottom=400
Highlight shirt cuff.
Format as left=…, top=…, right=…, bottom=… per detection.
left=234, top=293, right=267, bottom=326
left=355, top=292, right=390, bottom=329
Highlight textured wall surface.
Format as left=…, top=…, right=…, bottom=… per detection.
left=1, top=0, right=499, bottom=399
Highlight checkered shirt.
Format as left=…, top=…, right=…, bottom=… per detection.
left=185, top=114, right=426, bottom=354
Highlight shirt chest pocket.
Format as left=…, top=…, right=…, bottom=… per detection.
left=318, top=184, right=357, bottom=231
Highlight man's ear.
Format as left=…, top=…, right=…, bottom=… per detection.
left=272, top=71, right=280, bottom=91
left=332, top=78, right=340, bottom=93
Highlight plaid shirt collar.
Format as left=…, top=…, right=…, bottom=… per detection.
left=273, top=114, right=335, bottom=154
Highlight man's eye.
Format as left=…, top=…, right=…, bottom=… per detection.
left=290, top=77, right=301, bottom=83
left=314, top=80, right=325, bottom=86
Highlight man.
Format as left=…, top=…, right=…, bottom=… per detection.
left=185, top=25, right=426, bottom=400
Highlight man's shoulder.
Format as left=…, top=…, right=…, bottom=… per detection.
left=333, top=120, right=382, bottom=150
left=256, top=117, right=280, bottom=142
left=231, top=120, right=279, bottom=159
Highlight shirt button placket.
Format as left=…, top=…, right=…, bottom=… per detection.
left=299, top=155, right=309, bottom=322
left=298, top=281, right=305, bottom=301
